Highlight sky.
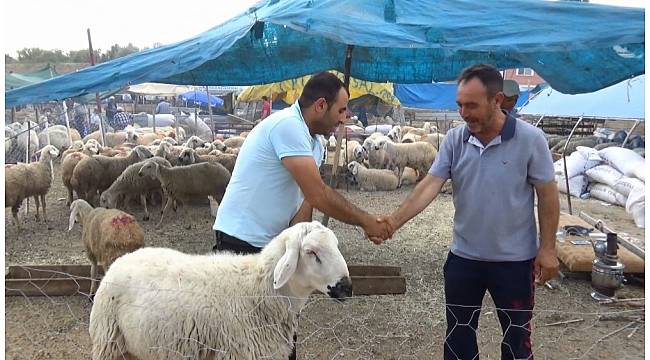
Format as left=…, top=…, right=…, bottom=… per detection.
left=2, top=0, right=645, bottom=58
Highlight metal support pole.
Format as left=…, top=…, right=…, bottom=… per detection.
left=322, top=45, right=354, bottom=227
left=206, top=86, right=215, bottom=141
left=621, top=120, right=640, bottom=148
left=561, top=115, right=584, bottom=215
left=534, top=115, right=545, bottom=127
left=152, top=111, right=156, bottom=133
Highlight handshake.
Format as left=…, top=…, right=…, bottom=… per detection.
left=361, top=215, right=398, bottom=245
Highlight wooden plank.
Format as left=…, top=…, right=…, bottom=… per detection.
left=6, top=264, right=103, bottom=279
left=5, top=278, right=96, bottom=297
left=351, top=276, right=406, bottom=295
left=348, top=265, right=401, bottom=277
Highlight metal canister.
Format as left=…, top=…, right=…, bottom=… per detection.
left=590, top=233, right=625, bottom=301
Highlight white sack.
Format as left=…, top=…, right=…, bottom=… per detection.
left=598, top=147, right=645, bottom=180
left=553, top=148, right=601, bottom=179
left=612, top=177, right=645, bottom=197
left=588, top=183, right=627, bottom=207
left=625, top=184, right=645, bottom=228
left=556, top=175, right=588, bottom=198
left=584, top=165, right=623, bottom=187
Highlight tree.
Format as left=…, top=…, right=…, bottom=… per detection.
left=16, top=48, right=68, bottom=63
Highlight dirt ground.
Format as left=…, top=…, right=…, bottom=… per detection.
left=5, top=163, right=645, bottom=359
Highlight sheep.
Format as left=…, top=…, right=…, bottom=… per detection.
left=84, top=130, right=129, bottom=148
left=378, top=140, right=438, bottom=186
left=401, top=132, right=419, bottom=143
left=38, top=125, right=82, bottom=151
left=71, top=145, right=154, bottom=205
left=16, top=123, right=39, bottom=161
left=68, top=199, right=145, bottom=296
left=138, top=159, right=231, bottom=228
left=195, top=142, right=215, bottom=155
left=212, top=139, right=227, bottom=152
left=387, top=125, right=402, bottom=143
left=184, top=135, right=206, bottom=149
left=400, top=167, right=418, bottom=186
left=5, top=145, right=60, bottom=229
left=89, top=221, right=351, bottom=360
left=347, top=161, right=399, bottom=191
left=345, top=140, right=362, bottom=164
left=62, top=140, right=102, bottom=205
left=223, top=136, right=246, bottom=148
left=99, top=157, right=172, bottom=221
left=362, top=136, right=388, bottom=169
left=419, top=133, right=445, bottom=150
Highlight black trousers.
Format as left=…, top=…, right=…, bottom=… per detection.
left=443, top=252, right=535, bottom=360
left=213, top=231, right=298, bottom=360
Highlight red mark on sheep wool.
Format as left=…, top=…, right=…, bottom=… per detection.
left=72, top=153, right=82, bottom=160
left=111, top=215, right=134, bottom=228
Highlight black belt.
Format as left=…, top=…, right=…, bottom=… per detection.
left=213, top=231, right=262, bottom=254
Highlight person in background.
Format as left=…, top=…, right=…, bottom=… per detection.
left=89, top=108, right=102, bottom=133
left=377, top=64, right=559, bottom=360
left=501, top=79, right=520, bottom=116
left=68, top=99, right=90, bottom=138
left=260, top=95, right=271, bottom=120
left=106, top=96, right=118, bottom=122
left=111, top=107, right=133, bottom=131
left=155, top=98, right=171, bottom=114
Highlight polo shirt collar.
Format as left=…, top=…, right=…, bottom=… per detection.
left=462, top=110, right=517, bottom=142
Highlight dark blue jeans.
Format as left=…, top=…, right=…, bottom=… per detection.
left=443, top=252, right=535, bottom=360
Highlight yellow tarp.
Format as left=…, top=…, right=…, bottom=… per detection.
left=238, top=71, right=400, bottom=106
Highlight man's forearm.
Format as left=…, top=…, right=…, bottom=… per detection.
left=537, top=191, right=560, bottom=251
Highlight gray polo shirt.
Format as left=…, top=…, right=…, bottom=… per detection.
left=429, top=113, right=554, bottom=262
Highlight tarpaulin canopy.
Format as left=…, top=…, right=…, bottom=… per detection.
left=5, top=64, right=59, bottom=90
left=395, top=83, right=530, bottom=111
left=5, top=0, right=644, bottom=107
left=179, top=90, right=225, bottom=107
left=238, top=71, right=400, bottom=106
left=520, top=75, right=645, bottom=119
left=127, top=82, right=196, bottom=96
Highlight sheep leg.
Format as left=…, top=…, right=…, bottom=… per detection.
left=34, top=196, right=41, bottom=221
left=89, top=260, right=98, bottom=296
left=140, top=194, right=149, bottom=221
left=41, top=194, right=48, bottom=223
left=157, top=197, right=173, bottom=228
left=12, top=205, right=22, bottom=231
left=397, top=166, right=405, bottom=188
left=66, top=186, right=74, bottom=206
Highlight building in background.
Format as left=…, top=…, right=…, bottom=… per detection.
left=501, top=68, right=546, bottom=91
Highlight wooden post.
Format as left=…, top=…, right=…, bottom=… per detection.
left=11, top=107, right=16, bottom=123
left=62, top=101, right=73, bottom=147
left=206, top=86, right=215, bottom=140
left=87, top=28, right=105, bottom=145
left=322, top=44, right=354, bottom=227
left=152, top=111, right=156, bottom=133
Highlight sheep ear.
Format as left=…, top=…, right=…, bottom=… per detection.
left=68, top=204, right=79, bottom=231
left=273, top=223, right=313, bottom=289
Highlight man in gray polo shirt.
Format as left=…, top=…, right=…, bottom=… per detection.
left=379, top=64, right=559, bottom=359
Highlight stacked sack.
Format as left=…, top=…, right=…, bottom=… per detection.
left=554, top=146, right=645, bottom=228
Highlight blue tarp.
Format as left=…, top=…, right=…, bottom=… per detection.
left=395, top=83, right=530, bottom=111
left=5, top=0, right=644, bottom=107
left=178, top=90, right=225, bottom=107
left=520, top=75, right=645, bottom=119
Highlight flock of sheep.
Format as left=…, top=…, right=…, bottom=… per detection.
left=324, top=122, right=442, bottom=191
left=4, top=112, right=446, bottom=358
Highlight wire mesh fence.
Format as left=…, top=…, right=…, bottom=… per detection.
left=4, top=267, right=645, bottom=360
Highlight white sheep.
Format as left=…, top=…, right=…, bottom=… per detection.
left=89, top=221, right=351, bottom=360
left=38, top=125, right=81, bottom=151
left=420, top=133, right=445, bottom=150
left=378, top=140, right=438, bottom=186
left=99, top=157, right=172, bottom=221
left=5, top=145, right=60, bottom=229
left=137, top=159, right=231, bottom=228
left=387, top=125, right=402, bottom=143
left=68, top=199, right=145, bottom=296
left=223, top=136, right=246, bottom=148
left=362, top=136, right=388, bottom=169
left=347, top=161, right=399, bottom=191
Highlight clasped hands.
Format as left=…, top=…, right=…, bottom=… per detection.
left=362, top=215, right=397, bottom=245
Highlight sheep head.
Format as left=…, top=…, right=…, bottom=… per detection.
left=178, top=148, right=196, bottom=166
left=37, top=145, right=60, bottom=162
left=68, top=199, right=93, bottom=231
left=273, top=221, right=351, bottom=301
left=133, top=145, right=154, bottom=160
left=347, top=161, right=361, bottom=177
left=137, top=160, right=160, bottom=179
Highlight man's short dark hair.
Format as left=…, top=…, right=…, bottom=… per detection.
left=457, top=64, right=503, bottom=98
left=298, top=72, right=347, bottom=109
left=261, top=96, right=268, bottom=101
